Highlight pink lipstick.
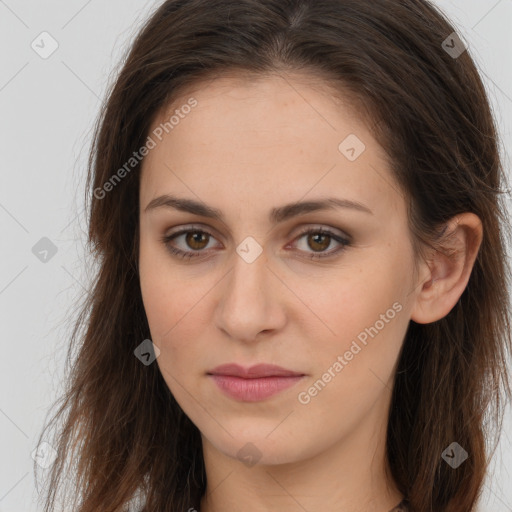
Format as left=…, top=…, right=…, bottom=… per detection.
left=207, top=363, right=305, bottom=402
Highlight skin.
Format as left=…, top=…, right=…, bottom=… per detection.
left=138, top=72, right=483, bottom=512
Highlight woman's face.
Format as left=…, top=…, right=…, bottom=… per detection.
left=138, top=73, right=421, bottom=466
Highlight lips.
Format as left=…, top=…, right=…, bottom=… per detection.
left=207, top=363, right=306, bottom=402
left=207, top=363, right=304, bottom=378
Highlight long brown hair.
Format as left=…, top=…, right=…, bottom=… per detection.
left=35, top=1, right=512, bottom=511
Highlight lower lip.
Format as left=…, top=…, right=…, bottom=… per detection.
left=208, top=374, right=305, bottom=402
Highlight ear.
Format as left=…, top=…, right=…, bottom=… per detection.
left=410, top=213, right=483, bottom=324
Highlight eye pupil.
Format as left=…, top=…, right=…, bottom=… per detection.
left=308, top=233, right=330, bottom=252
left=186, top=231, right=208, bottom=250
left=164, top=227, right=347, bottom=261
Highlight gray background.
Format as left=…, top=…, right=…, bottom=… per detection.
left=0, top=1, right=511, bottom=510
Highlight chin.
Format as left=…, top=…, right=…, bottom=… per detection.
left=203, top=428, right=308, bottom=467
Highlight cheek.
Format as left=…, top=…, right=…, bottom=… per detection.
left=297, top=281, right=407, bottom=423
left=139, top=268, right=202, bottom=390
left=139, top=240, right=190, bottom=332
left=141, top=275, right=204, bottom=348
left=302, top=249, right=410, bottom=376
left=139, top=243, right=216, bottom=374
left=307, top=262, right=404, bottom=335
left=139, top=246, right=183, bottom=354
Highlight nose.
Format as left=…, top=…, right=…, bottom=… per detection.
left=213, top=247, right=287, bottom=343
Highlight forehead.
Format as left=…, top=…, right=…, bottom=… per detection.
left=149, top=71, right=366, bottom=138
left=139, top=72, right=398, bottom=218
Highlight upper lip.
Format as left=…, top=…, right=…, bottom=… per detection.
left=207, top=363, right=305, bottom=378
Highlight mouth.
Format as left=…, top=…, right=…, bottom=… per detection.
left=207, top=363, right=306, bottom=402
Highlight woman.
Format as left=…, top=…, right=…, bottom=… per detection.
left=35, top=1, right=512, bottom=511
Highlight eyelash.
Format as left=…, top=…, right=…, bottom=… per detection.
left=160, top=226, right=351, bottom=261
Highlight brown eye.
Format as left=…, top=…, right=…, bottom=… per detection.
left=185, top=231, right=210, bottom=250
left=161, top=226, right=350, bottom=261
left=161, top=228, right=219, bottom=260
left=306, top=232, right=331, bottom=252
left=292, top=228, right=350, bottom=259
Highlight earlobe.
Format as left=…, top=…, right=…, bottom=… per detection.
left=410, top=213, right=483, bottom=324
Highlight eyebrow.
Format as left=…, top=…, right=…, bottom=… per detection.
left=143, top=194, right=373, bottom=223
